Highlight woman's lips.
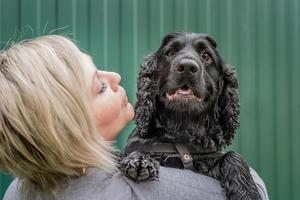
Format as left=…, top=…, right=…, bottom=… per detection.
left=124, top=95, right=128, bottom=105
left=120, top=87, right=128, bottom=106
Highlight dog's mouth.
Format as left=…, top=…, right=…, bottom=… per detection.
left=166, top=85, right=204, bottom=102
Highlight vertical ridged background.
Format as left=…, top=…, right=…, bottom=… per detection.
left=0, top=0, right=299, bottom=199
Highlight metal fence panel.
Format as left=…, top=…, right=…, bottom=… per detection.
left=0, top=0, right=299, bottom=199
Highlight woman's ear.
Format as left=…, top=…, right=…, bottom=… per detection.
left=217, top=64, right=240, bottom=146
left=134, top=54, right=157, bottom=137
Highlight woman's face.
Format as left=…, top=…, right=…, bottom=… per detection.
left=82, top=53, right=134, bottom=140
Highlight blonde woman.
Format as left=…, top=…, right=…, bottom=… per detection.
left=0, top=35, right=268, bottom=200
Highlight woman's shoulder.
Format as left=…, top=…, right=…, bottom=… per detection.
left=4, top=167, right=225, bottom=200
left=72, top=167, right=226, bottom=200
left=125, top=167, right=268, bottom=200
left=125, top=166, right=226, bottom=200
left=55, top=167, right=133, bottom=200
left=4, top=167, right=267, bottom=200
left=3, top=178, right=22, bottom=200
left=3, top=169, right=133, bottom=200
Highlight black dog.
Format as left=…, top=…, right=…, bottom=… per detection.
left=120, top=32, right=261, bottom=200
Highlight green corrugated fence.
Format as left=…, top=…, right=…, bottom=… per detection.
left=0, top=0, right=299, bottom=199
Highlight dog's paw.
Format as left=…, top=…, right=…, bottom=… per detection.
left=119, top=151, right=160, bottom=182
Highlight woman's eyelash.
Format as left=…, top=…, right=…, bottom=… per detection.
left=98, top=80, right=107, bottom=94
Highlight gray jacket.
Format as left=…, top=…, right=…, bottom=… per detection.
left=4, top=166, right=268, bottom=200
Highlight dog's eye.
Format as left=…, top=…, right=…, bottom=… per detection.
left=165, top=49, right=175, bottom=57
left=202, top=52, right=213, bottom=64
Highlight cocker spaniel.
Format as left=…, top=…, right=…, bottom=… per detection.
left=120, top=32, right=261, bottom=200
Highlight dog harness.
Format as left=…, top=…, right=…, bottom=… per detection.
left=128, top=143, right=196, bottom=170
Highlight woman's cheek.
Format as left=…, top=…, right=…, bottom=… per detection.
left=96, top=99, right=121, bottom=126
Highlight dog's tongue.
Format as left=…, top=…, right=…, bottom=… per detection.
left=177, top=88, right=192, bottom=94
left=166, top=87, right=194, bottom=100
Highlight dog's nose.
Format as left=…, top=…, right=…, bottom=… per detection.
left=176, top=60, right=199, bottom=74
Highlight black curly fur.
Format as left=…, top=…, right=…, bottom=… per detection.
left=121, top=32, right=261, bottom=200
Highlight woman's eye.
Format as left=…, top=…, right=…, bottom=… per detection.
left=98, top=80, right=107, bottom=94
left=202, top=52, right=213, bottom=64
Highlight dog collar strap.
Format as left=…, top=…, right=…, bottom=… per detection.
left=174, top=143, right=194, bottom=170
left=128, top=142, right=218, bottom=154
left=129, top=142, right=195, bottom=170
left=130, top=143, right=177, bottom=153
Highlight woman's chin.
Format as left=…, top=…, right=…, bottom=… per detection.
left=126, top=103, right=135, bottom=121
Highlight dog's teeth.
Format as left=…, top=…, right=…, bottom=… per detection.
left=177, top=88, right=192, bottom=95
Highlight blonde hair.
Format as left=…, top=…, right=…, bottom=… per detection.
left=0, top=35, right=116, bottom=198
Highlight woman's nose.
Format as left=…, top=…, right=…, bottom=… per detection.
left=104, top=71, right=121, bottom=92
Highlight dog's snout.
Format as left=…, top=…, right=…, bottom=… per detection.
left=176, top=60, right=199, bottom=74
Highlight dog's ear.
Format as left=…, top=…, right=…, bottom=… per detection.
left=134, top=54, right=157, bottom=137
left=216, top=64, right=240, bottom=146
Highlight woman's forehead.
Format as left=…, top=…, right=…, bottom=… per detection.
left=80, top=53, right=97, bottom=91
